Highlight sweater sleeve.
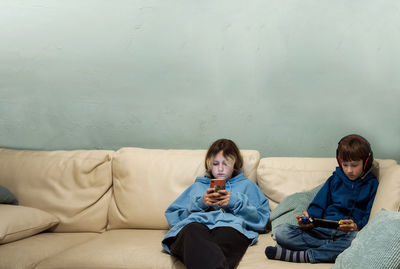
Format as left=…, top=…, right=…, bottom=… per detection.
left=164, top=184, right=208, bottom=228
left=307, top=176, right=333, bottom=218
left=224, top=185, right=270, bottom=232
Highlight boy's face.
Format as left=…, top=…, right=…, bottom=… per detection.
left=211, top=151, right=234, bottom=180
left=341, top=159, right=364, bottom=180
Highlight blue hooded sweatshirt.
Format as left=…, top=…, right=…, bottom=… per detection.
left=307, top=166, right=379, bottom=230
left=161, top=173, right=270, bottom=253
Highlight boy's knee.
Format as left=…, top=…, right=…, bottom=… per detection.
left=275, top=224, right=299, bottom=246
left=275, top=224, right=290, bottom=242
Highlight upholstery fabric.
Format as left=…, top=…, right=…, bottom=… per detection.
left=107, top=147, right=260, bottom=229
left=369, top=163, right=400, bottom=219
left=257, top=157, right=337, bottom=210
left=0, top=148, right=113, bottom=232
left=333, top=209, right=400, bottom=269
left=35, top=230, right=333, bottom=269
left=0, top=232, right=98, bottom=269
left=0, top=204, right=59, bottom=244
left=35, top=230, right=185, bottom=269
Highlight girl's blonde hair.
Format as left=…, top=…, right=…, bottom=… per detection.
left=204, top=139, right=243, bottom=178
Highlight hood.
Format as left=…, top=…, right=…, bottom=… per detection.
left=335, top=163, right=377, bottom=188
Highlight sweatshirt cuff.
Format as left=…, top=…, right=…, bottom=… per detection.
left=226, top=192, right=239, bottom=210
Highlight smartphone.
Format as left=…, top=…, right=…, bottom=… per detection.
left=210, top=179, right=226, bottom=192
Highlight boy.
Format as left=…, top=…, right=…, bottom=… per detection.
left=265, top=134, right=379, bottom=263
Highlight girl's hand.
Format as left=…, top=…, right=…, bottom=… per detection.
left=216, top=190, right=230, bottom=207
left=338, top=219, right=358, bottom=232
left=203, top=188, right=222, bottom=206
left=296, top=211, right=314, bottom=229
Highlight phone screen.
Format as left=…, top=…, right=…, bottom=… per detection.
left=210, top=179, right=226, bottom=192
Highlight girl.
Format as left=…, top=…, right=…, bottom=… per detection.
left=162, top=139, right=270, bottom=269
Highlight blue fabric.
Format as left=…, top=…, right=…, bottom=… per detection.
left=275, top=224, right=357, bottom=263
left=307, top=166, right=378, bottom=230
left=161, top=173, right=270, bottom=253
left=0, top=185, right=18, bottom=205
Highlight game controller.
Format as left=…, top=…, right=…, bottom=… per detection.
left=301, top=216, right=311, bottom=224
left=301, top=216, right=340, bottom=229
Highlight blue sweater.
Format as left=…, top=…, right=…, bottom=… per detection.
left=161, top=173, right=270, bottom=253
left=307, top=167, right=379, bottom=230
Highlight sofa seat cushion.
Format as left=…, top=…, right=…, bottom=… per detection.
left=0, top=204, right=59, bottom=244
left=34, top=229, right=332, bottom=269
left=0, top=148, right=113, bottom=232
left=0, top=232, right=98, bottom=269
left=35, top=229, right=185, bottom=269
left=108, top=148, right=260, bottom=230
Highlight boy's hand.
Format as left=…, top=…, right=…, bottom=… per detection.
left=338, top=219, right=358, bottom=232
left=296, top=211, right=314, bottom=229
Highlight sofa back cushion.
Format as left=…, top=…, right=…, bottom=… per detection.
left=107, top=147, right=260, bottom=230
left=369, top=162, right=400, bottom=219
left=257, top=157, right=337, bottom=210
left=257, top=157, right=400, bottom=212
left=0, top=148, right=113, bottom=232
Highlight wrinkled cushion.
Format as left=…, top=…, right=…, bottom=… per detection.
left=108, top=148, right=260, bottom=229
left=257, top=157, right=337, bottom=210
left=0, top=232, right=98, bottom=269
left=0, top=148, right=113, bottom=232
left=333, top=209, right=400, bottom=269
left=0, top=185, right=18, bottom=205
left=270, top=184, right=322, bottom=238
left=0, top=204, right=59, bottom=244
left=369, top=163, right=400, bottom=219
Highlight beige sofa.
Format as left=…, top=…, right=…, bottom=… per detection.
left=0, top=147, right=399, bottom=269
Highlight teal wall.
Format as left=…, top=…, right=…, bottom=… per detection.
left=1, top=1, right=399, bottom=161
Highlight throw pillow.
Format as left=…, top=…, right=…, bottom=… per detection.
left=0, top=204, right=59, bottom=244
left=333, top=209, right=400, bottom=269
left=270, top=184, right=322, bottom=238
left=0, top=185, right=18, bottom=205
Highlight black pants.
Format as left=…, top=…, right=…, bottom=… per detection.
left=165, top=222, right=250, bottom=269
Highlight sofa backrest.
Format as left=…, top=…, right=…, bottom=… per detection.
left=107, top=147, right=260, bottom=230
left=257, top=157, right=400, bottom=219
left=257, top=157, right=337, bottom=210
left=0, top=148, right=113, bottom=232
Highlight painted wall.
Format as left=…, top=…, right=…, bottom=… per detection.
left=1, top=1, right=399, bottom=161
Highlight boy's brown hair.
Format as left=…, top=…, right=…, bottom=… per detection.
left=337, top=134, right=373, bottom=171
left=205, top=139, right=243, bottom=178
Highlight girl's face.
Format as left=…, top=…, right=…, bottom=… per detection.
left=211, top=151, right=234, bottom=180
left=341, top=159, right=364, bottom=180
